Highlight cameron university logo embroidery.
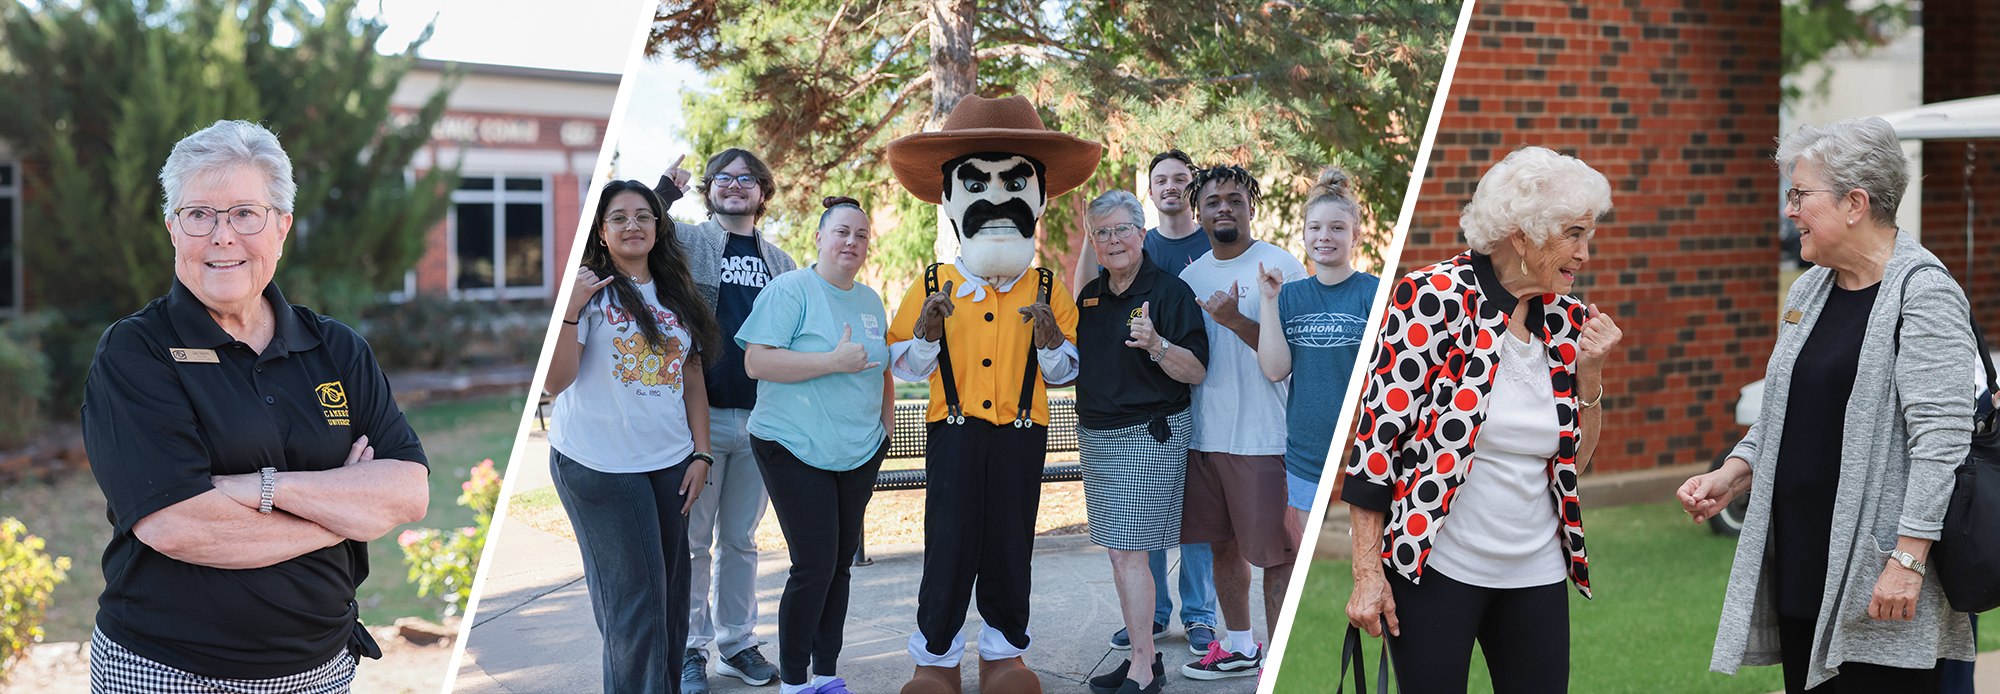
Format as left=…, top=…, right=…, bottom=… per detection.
left=317, top=381, right=350, bottom=426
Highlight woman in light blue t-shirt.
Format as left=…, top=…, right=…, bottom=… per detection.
left=736, top=196, right=894, bottom=694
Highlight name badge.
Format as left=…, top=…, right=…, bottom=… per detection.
left=1783, top=309, right=1803, bottom=324
left=1080, top=298, right=1099, bottom=307
left=171, top=348, right=220, bottom=363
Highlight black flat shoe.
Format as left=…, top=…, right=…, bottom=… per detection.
left=1089, top=652, right=1164, bottom=694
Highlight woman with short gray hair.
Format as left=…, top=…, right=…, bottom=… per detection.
left=1074, top=189, right=1209, bottom=694
left=1681, top=116, right=1977, bottom=692
left=83, top=119, right=430, bottom=692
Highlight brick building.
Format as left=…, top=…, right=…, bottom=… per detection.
left=1396, top=0, right=1785, bottom=473
left=1919, top=0, right=2000, bottom=334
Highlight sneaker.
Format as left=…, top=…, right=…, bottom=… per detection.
left=1181, top=641, right=1261, bottom=680
left=1184, top=622, right=1217, bottom=656
left=718, top=645, right=778, bottom=686
left=682, top=649, right=711, bottom=694
left=1109, top=620, right=1170, bottom=650
left=1089, top=653, right=1164, bottom=694
left=812, top=677, right=854, bottom=694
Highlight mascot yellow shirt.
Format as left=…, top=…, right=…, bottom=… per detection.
left=889, top=263, right=1079, bottom=428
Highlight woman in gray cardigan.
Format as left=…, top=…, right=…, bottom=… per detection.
left=1678, top=117, right=1977, bottom=692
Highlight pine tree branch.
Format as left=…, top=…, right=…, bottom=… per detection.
left=821, top=71, right=931, bottom=171
left=835, top=17, right=934, bottom=101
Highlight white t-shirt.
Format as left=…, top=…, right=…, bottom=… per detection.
left=550, top=281, right=697, bottom=473
left=1427, top=328, right=1567, bottom=588
left=1179, top=241, right=1308, bottom=455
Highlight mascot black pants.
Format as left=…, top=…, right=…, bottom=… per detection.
left=914, top=418, right=1048, bottom=656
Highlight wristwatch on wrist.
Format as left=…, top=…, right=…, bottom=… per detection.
left=1889, top=549, right=1927, bottom=577
left=258, top=467, right=277, bottom=515
left=1150, top=340, right=1171, bottom=362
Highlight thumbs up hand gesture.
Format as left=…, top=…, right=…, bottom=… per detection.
left=1125, top=301, right=1162, bottom=354
left=827, top=324, right=880, bottom=374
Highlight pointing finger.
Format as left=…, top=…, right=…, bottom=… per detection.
left=671, top=153, right=686, bottom=169
left=1141, top=300, right=1150, bottom=319
left=943, top=280, right=955, bottom=297
left=1038, top=282, right=1050, bottom=305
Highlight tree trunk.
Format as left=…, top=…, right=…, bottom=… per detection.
left=926, top=0, right=976, bottom=128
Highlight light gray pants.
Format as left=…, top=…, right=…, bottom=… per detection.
left=688, top=407, right=769, bottom=657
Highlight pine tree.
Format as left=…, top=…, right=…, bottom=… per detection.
left=651, top=0, right=1461, bottom=287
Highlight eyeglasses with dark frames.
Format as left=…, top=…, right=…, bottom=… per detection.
left=172, top=204, right=278, bottom=237
left=709, top=174, right=760, bottom=189
left=1785, top=188, right=1838, bottom=209
left=1089, top=222, right=1142, bottom=243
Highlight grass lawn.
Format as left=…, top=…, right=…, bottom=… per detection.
left=0, top=393, right=527, bottom=642
left=1274, top=502, right=2000, bottom=693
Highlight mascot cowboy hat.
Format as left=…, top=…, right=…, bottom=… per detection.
left=886, top=95, right=1104, bottom=204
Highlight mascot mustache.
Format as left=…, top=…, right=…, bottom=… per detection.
left=957, top=198, right=1039, bottom=239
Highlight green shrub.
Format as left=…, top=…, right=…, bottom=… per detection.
left=0, top=315, right=54, bottom=449
left=399, top=458, right=500, bottom=617
left=359, top=296, right=554, bottom=372
left=0, top=518, right=71, bottom=674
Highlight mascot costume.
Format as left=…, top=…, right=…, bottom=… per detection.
left=884, top=95, right=1100, bottom=694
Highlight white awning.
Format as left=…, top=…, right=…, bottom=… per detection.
left=1876, top=94, right=2000, bottom=139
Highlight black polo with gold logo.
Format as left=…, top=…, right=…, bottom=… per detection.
left=82, top=279, right=426, bottom=679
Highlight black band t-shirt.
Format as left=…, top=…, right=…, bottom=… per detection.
left=709, top=232, right=770, bottom=409
left=1772, top=281, right=1878, bottom=619
left=83, top=281, right=427, bottom=679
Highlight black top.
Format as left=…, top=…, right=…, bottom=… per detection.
left=709, top=232, right=769, bottom=409
left=82, top=280, right=427, bottom=679
left=1773, top=282, right=1879, bottom=619
left=1075, top=254, right=1210, bottom=429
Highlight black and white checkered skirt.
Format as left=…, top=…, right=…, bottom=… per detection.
left=90, top=628, right=356, bottom=694
left=1079, top=408, right=1194, bottom=551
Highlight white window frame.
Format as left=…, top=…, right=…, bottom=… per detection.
left=448, top=172, right=556, bottom=301
left=0, top=159, right=19, bottom=318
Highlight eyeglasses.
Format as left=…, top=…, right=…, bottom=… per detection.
left=1089, top=222, right=1141, bottom=243
left=709, top=174, right=760, bottom=189
left=604, top=213, right=659, bottom=228
left=1785, top=188, right=1838, bottom=209
left=172, top=204, right=277, bottom=237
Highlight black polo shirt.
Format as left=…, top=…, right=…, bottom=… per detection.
left=82, top=280, right=427, bottom=679
left=1076, top=254, right=1210, bottom=429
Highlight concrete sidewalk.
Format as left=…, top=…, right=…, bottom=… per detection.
left=453, top=432, right=1266, bottom=694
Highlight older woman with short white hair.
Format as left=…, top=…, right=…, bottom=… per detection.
left=1681, top=117, right=1977, bottom=693
left=83, top=119, right=430, bottom=693
left=1344, top=146, right=1622, bottom=692
left=1073, top=189, right=1209, bottom=694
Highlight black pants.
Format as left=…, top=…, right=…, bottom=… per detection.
left=549, top=450, right=692, bottom=694
left=1779, top=616, right=1942, bottom=693
left=751, top=436, right=887, bottom=685
left=914, top=419, right=1047, bottom=658
left=1384, top=568, right=1569, bottom=694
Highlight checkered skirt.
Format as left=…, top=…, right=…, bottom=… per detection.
left=1079, top=408, right=1194, bottom=551
left=90, top=628, right=356, bottom=694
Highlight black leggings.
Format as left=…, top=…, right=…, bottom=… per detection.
left=1384, top=568, right=1570, bottom=694
left=751, top=436, right=886, bottom=686
left=1778, top=615, right=1942, bottom=693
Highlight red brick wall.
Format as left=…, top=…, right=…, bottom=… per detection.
left=1920, top=0, right=2000, bottom=335
left=1395, top=0, right=1783, bottom=472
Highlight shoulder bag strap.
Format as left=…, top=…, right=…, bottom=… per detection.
left=1893, top=263, right=1997, bottom=392
left=926, top=263, right=964, bottom=424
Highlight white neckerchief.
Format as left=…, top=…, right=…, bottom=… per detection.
left=951, top=256, right=1030, bottom=303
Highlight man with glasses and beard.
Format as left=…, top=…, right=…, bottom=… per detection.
left=1069, top=148, right=1222, bottom=657
left=883, top=95, right=1098, bottom=694
left=655, top=149, right=795, bottom=693
left=1174, top=164, right=1306, bottom=680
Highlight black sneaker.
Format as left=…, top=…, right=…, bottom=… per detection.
left=1090, top=652, right=1164, bottom=694
left=682, top=649, right=710, bottom=694
left=717, top=645, right=778, bottom=686
left=1181, top=641, right=1261, bottom=680
left=1109, top=620, right=1170, bottom=650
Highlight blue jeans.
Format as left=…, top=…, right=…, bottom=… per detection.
left=1148, top=544, right=1217, bottom=626
left=551, top=449, right=693, bottom=694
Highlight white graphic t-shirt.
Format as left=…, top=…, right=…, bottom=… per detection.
left=550, top=280, right=697, bottom=473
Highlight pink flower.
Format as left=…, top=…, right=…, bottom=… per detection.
left=460, top=526, right=477, bottom=537
left=398, top=529, right=423, bottom=547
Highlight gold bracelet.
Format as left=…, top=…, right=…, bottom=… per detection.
left=1580, top=384, right=1606, bottom=410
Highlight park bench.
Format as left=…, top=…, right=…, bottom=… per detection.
left=873, top=397, right=1083, bottom=491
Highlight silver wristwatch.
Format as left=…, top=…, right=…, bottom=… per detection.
left=1150, top=339, right=1171, bottom=363
left=1888, top=549, right=1927, bottom=577
left=258, top=467, right=277, bottom=515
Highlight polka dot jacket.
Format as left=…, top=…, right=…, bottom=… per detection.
left=1340, top=251, right=1592, bottom=598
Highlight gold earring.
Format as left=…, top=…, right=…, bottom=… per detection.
left=1520, top=259, right=1530, bottom=276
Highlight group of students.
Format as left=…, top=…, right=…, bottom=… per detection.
left=542, top=145, right=1378, bottom=694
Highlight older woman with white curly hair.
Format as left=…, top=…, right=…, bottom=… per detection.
left=1680, top=117, right=1977, bottom=693
left=82, top=119, right=430, bottom=693
left=1342, top=146, right=1622, bottom=692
